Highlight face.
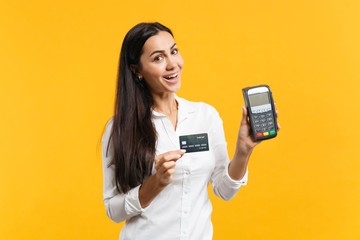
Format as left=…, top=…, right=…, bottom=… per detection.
left=134, top=31, right=184, bottom=95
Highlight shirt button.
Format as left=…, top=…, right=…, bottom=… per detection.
left=184, top=211, right=188, bottom=214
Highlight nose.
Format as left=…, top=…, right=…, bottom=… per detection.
left=166, top=55, right=177, bottom=70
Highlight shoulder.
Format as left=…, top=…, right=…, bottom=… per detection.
left=106, top=116, right=114, bottom=129
left=102, top=116, right=114, bottom=144
left=101, top=117, right=115, bottom=162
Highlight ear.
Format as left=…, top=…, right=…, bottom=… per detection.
left=130, top=64, right=143, bottom=80
left=130, top=64, right=139, bottom=75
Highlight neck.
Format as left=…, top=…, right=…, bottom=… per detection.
left=152, top=92, right=178, bottom=116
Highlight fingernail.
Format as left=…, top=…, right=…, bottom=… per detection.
left=180, top=149, right=186, bottom=153
left=177, top=154, right=181, bottom=158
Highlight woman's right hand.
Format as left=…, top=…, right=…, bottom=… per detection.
left=154, top=150, right=186, bottom=187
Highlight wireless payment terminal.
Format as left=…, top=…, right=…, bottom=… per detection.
left=242, top=85, right=277, bottom=141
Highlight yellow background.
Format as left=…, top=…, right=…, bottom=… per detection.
left=1, top=0, right=359, bottom=239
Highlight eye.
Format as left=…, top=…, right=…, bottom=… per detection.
left=154, top=55, right=163, bottom=62
left=171, top=48, right=179, bottom=55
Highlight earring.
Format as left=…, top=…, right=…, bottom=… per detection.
left=137, top=75, right=143, bottom=81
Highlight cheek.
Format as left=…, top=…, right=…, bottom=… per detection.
left=142, top=66, right=166, bottom=89
left=144, top=65, right=164, bottom=79
left=178, top=55, right=184, bottom=69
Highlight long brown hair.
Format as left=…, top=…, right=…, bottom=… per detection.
left=105, top=22, right=173, bottom=193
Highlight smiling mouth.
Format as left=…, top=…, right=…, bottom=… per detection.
left=163, top=72, right=178, bottom=80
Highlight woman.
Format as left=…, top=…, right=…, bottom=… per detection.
left=101, top=22, right=280, bottom=240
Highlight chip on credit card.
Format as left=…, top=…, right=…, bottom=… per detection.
left=179, top=133, right=209, bottom=153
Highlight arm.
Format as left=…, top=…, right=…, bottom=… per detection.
left=139, top=150, right=185, bottom=208
left=210, top=104, right=280, bottom=200
left=227, top=106, right=257, bottom=181
left=209, top=109, right=248, bottom=201
left=228, top=105, right=280, bottom=180
left=101, top=119, right=145, bottom=223
left=102, top=118, right=185, bottom=223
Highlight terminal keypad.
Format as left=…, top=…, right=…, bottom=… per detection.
left=251, top=110, right=276, bottom=137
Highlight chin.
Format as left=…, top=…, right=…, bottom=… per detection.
left=169, top=82, right=181, bottom=93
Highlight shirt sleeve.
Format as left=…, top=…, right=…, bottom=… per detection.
left=209, top=109, right=248, bottom=201
left=101, top=117, right=149, bottom=223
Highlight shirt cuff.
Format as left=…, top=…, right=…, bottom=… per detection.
left=124, top=185, right=149, bottom=215
left=223, top=162, right=248, bottom=187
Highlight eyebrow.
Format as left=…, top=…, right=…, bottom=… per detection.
left=149, top=43, right=177, bottom=57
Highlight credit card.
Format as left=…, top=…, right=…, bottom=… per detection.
left=179, top=133, right=209, bottom=153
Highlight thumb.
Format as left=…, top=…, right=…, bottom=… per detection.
left=241, top=106, right=248, bottom=125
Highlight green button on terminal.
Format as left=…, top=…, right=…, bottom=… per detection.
left=270, top=130, right=275, bottom=135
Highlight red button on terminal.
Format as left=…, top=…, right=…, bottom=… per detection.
left=256, top=133, right=262, bottom=137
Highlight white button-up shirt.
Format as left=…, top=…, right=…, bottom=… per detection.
left=102, top=94, right=248, bottom=240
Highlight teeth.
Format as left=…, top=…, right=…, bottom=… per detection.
left=165, top=73, right=177, bottom=79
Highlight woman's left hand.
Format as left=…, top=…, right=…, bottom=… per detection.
left=236, top=103, right=280, bottom=154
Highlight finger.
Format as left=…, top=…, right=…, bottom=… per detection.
left=154, top=155, right=162, bottom=170
left=155, top=151, right=183, bottom=170
left=166, top=168, right=175, bottom=175
left=274, top=102, right=279, bottom=118
left=167, top=149, right=186, bottom=156
left=154, top=152, right=167, bottom=163
left=155, top=150, right=186, bottom=171
left=159, top=162, right=176, bottom=175
left=163, top=153, right=182, bottom=162
left=240, top=106, right=248, bottom=125
left=277, top=122, right=281, bottom=131
left=162, top=161, right=176, bottom=170
left=163, top=150, right=186, bottom=162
